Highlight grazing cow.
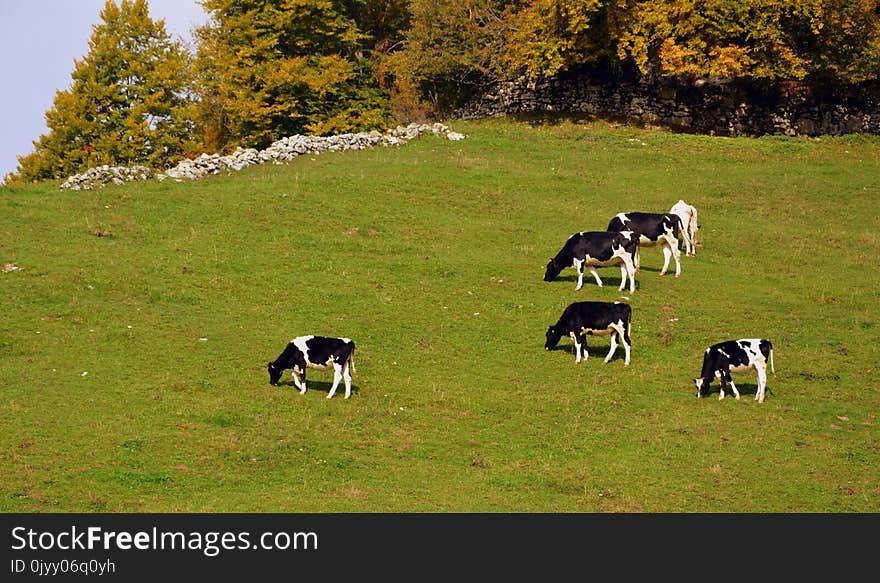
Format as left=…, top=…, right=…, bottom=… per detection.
left=694, top=339, right=775, bottom=403
left=545, top=301, right=632, bottom=365
left=606, top=212, right=689, bottom=277
left=267, top=335, right=356, bottom=399
left=543, top=231, right=638, bottom=293
left=670, top=199, right=699, bottom=256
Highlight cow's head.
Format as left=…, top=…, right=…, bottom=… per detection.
left=543, top=258, right=562, bottom=282
left=693, top=377, right=710, bottom=398
left=545, top=326, right=562, bottom=350
left=267, top=361, right=283, bottom=386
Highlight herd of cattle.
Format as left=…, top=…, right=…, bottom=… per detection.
left=266, top=199, right=776, bottom=403
left=542, top=199, right=775, bottom=403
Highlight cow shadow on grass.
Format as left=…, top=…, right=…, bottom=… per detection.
left=701, top=383, right=774, bottom=400
left=551, top=274, right=641, bottom=291
left=272, top=379, right=360, bottom=398
left=545, top=342, right=629, bottom=364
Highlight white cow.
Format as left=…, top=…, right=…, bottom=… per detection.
left=670, top=200, right=699, bottom=256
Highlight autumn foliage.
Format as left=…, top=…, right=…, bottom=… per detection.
left=193, top=0, right=396, bottom=152
left=9, top=0, right=195, bottom=184
left=395, top=0, right=880, bottom=112
left=6, top=0, right=880, bottom=183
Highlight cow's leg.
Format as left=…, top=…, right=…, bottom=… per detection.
left=574, top=258, right=584, bottom=290
left=342, top=361, right=353, bottom=399
left=617, top=263, right=627, bottom=291
left=668, top=236, right=682, bottom=277
left=679, top=227, right=691, bottom=255
left=720, top=371, right=739, bottom=400
left=620, top=321, right=631, bottom=366
left=660, top=242, right=672, bottom=276
left=755, top=362, right=767, bottom=403
left=717, top=372, right=727, bottom=400
left=621, top=254, right=636, bottom=293
left=588, top=265, right=603, bottom=288
left=604, top=328, right=619, bottom=363
left=327, top=363, right=343, bottom=399
left=293, top=368, right=307, bottom=394
left=570, top=332, right=585, bottom=363
left=728, top=379, right=741, bottom=400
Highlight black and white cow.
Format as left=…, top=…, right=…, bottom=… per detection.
left=545, top=301, right=632, bottom=365
left=694, top=338, right=775, bottom=403
left=606, top=212, right=690, bottom=277
left=267, top=335, right=356, bottom=399
left=670, top=199, right=699, bottom=256
left=543, top=231, right=638, bottom=293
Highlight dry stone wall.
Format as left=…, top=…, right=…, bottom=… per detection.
left=457, top=67, right=880, bottom=137
left=60, top=123, right=465, bottom=191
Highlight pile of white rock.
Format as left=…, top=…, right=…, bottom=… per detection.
left=60, top=165, right=154, bottom=191
left=59, top=123, right=466, bottom=190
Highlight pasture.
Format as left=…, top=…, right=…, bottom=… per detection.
left=1, top=118, right=878, bottom=512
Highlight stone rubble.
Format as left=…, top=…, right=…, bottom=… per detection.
left=59, top=123, right=466, bottom=191
left=59, top=165, right=153, bottom=190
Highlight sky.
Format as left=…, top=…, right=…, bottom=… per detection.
left=0, top=1, right=209, bottom=183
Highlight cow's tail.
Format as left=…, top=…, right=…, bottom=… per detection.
left=673, top=214, right=692, bottom=252
left=621, top=231, right=640, bottom=272
left=348, top=344, right=356, bottom=374
left=761, top=339, right=775, bottom=375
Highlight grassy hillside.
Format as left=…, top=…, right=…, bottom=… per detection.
left=1, top=118, right=878, bottom=512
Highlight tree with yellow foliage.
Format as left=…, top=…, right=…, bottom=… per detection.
left=7, top=0, right=196, bottom=184
left=194, top=0, right=394, bottom=152
left=393, top=0, right=880, bottom=115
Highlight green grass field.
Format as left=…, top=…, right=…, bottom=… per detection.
left=1, top=118, right=878, bottom=512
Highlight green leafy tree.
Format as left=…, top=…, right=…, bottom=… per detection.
left=195, top=0, right=393, bottom=151
left=615, top=0, right=819, bottom=80
left=615, top=0, right=880, bottom=83
left=344, top=0, right=411, bottom=51
left=390, top=0, right=880, bottom=90
left=7, top=0, right=196, bottom=184
left=387, top=0, right=517, bottom=115
left=504, top=0, right=611, bottom=78
left=803, top=0, right=880, bottom=84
